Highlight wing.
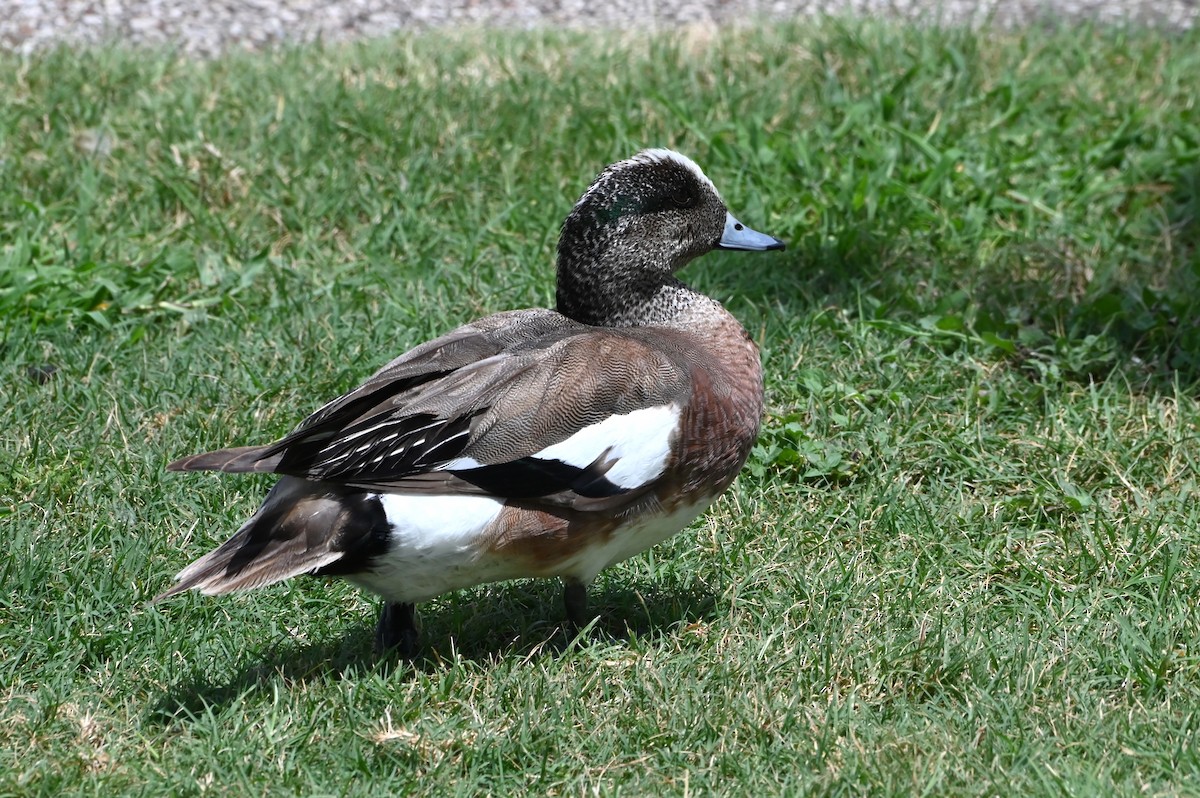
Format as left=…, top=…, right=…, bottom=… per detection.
left=168, top=308, right=563, bottom=474
left=171, top=312, right=696, bottom=512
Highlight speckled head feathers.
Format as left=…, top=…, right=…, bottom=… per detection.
left=571, top=149, right=722, bottom=211
left=555, top=149, right=780, bottom=327
left=556, top=149, right=729, bottom=325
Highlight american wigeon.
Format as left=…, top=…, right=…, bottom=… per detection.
left=160, top=149, right=784, bottom=655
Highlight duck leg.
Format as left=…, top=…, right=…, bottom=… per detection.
left=563, top=577, right=591, bottom=631
left=375, top=601, right=419, bottom=658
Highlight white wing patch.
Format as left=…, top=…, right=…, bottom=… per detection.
left=533, top=403, right=679, bottom=489
left=439, top=404, right=681, bottom=492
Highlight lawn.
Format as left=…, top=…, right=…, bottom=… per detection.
left=3, top=18, right=1200, bottom=796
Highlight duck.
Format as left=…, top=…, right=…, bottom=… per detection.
left=159, top=148, right=785, bottom=656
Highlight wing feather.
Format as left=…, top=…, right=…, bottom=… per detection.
left=171, top=311, right=697, bottom=511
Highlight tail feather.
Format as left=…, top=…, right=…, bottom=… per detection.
left=154, top=478, right=373, bottom=602
left=167, top=445, right=283, bottom=473
left=154, top=535, right=342, bottom=600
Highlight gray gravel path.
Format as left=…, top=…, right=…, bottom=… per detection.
left=1, top=0, right=1196, bottom=57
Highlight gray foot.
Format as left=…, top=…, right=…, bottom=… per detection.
left=375, top=601, right=419, bottom=658
left=563, top=578, right=592, bottom=631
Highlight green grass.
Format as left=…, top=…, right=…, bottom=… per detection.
left=3, top=19, right=1200, bottom=796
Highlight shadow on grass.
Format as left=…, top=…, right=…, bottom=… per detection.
left=966, top=163, right=1200, bottom=389
left=146, top=576, right=719, bottom=725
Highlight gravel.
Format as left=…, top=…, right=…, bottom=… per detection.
left=0, top=0, right=1195, bottom=57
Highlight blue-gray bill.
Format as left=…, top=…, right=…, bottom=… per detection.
left=717, top=211, right=785, bottom=251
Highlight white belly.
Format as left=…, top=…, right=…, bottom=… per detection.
left=347, top=493, right=517, bottom=604
left=346, top=493, right=712, bottom=603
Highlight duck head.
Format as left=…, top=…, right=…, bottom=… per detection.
left=556, top=149, right=784, bottom=327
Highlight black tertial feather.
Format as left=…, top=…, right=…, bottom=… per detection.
left=275, top=412, right=476, bottom=482
left=450, top=454, right=628, bottom=500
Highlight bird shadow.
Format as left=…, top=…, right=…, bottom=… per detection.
left=145, top=576, right=719, bottom=725
left=962, top=162, right=1200, bottom=390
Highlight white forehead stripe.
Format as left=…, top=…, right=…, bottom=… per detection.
left=630, top=148, right=719, bottom=198
left=575, top=148, right=721, bottom=209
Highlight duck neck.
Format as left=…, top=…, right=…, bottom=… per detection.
left=556, top=253, right=708, bottom=328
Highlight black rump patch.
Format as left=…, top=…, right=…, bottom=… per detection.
left=315, top=492, right=394, bottom=576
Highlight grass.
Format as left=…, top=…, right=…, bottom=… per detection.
left=2, top=17, right=1200, bottom=796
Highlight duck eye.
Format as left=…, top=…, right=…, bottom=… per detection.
left=669, top=190, right=694, bottom=209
